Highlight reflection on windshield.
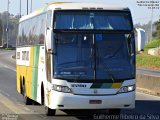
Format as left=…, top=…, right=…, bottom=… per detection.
left=54, top=11, right=131, bottom=30
left=54, top=33, right=135, bottom=81
left=95, top=33, right=134, bottom=80
left=54, top=33, right=94, bottom=80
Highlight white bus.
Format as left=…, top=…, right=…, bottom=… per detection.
left=16, top=2, right=136, bottom=116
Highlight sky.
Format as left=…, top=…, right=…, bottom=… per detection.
left=0, top=0, right=159, bottom=24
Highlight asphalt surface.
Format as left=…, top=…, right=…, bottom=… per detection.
left=0, top=50, right=160, bottom=120
left=137, top=68, right=160, bottom=76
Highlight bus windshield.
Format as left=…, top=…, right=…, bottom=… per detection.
left=53, top=11, right=135, bottom=82
left=53, top=33, right=135, bottom=81
left=54, top=11, right=132, bottom=30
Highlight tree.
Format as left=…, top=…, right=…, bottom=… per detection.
left=0, top=12, right=19, bottom=47
left=152, top=20, right=160, bottom=39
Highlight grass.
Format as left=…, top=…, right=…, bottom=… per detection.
left=136, top=38, right=160, bottom=70
left=0, top=47, right=16, bottom=50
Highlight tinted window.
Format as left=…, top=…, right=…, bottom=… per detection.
left=17, top=13, right=47, bottom=46
left=54, top=11, right=132, bottom=30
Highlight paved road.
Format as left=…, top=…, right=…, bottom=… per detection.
left=137, top=68, right=160, bottom=76
left=0, top=50, right=160, bottom=120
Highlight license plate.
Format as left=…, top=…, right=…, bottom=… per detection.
left=89, top=100, right=102, bottom=104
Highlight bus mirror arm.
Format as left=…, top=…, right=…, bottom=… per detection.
left=47, top=49, right=56, bottom=55
left=47, top=27, right=50, bottom=30
left=47, top=25, right=53, bottom=30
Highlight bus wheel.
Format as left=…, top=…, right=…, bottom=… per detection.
left=22, top=83, right=32, bottom=105
left=45, top=106, right=56, bottom=116
left=108, top=109, right=121, bottom=115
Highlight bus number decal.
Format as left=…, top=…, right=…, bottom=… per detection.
left=16, top=52, right=20, bottom=59
left=22, top=51, right=29, bottom=61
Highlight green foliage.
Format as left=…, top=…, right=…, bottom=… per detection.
left=0, top=12, right=19, bottom=47
left=153, top=21, right=160, bottom=38
left=144, top=38, right=160, bottom=49
left=137, top=55, right=160, bottom=68
left=152, top=31, right=157, bottom=38
left=5, top=48, right=16, bottom=50
left=136, top=37, right=160, bottom=70
left=0, top=47, right=16, bottom=50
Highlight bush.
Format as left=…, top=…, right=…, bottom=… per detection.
left=136, top=38, right=160, bottom=70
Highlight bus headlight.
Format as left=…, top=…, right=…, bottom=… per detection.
left=118, top=85, right=135, bottom=93
left=52, top=84, right=72, bottom=93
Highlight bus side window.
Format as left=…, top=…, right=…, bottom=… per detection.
left=39, top=14, right=46, bottom=44
left=17, top=24, right=22, bottom=47
left=47, top=11, right=52, bottom=28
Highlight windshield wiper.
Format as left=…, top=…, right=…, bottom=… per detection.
left=107, top=43, right=123, bottom=59
left=96, top=48, right=116, bottom=83
left=99, top=58, right=115, bottom=83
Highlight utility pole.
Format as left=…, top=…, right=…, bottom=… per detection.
left=2, top=25, right=4, bottom=47
left=150, top=7, right=153, bottom=42
left=20, top=0, right=21, bottom=18
left=27, top=0, right=28, bottom=15
left=150, top=0, right=154, bottom=42
left=0, top=20, right=3, bottom=47
left=6, top=0, right=10, bottom=48
left=30, top=0, right=32, bottom=13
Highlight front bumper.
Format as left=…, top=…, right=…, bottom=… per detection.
left=48, top=90, right=135, bottom=110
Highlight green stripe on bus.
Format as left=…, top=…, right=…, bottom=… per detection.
left=90, top=83, right=103, bottom=88
left=101, top=83, right=112, bottom=88
left=90, top=83, right=113, bottom=88
left=32, top=46, right=40, bottom=101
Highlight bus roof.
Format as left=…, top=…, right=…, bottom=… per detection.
left=49, top=2, right=129, bottom=10
left=20, top=2, right=129, bottom=22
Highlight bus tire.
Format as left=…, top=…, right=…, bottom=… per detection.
left=108, top=109, right=121, bottom=115
left=22, top=81, right=32, bottom=105
left=41, top=85, right=56, bottom=116
left=41, top=83, right=44, bottom=105
left=45, top=106, right=56, bottom=116
left=24, top=96, right=32, bottom=105
left=20, top=77, right=23, bottom=94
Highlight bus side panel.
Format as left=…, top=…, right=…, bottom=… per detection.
left=16, top=48, right=27, bottom=94
left=16, top=65, right=21, bottom=93
left=36, top=46, right=46, bottom=104
left=26, top=47, right=34, bottom=99
left=31, top=46, right=40, bottom=101
left=17, top=46, right=42, bottom=101
left=18, top=66, right=27, bottom=89
left=16, top=61, right=20, bottom=93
